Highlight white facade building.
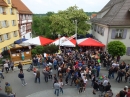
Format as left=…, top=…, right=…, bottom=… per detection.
left=91, top=0, right=130, bottom=60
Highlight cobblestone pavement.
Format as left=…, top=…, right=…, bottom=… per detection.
left=0, top=65, right=129, bottom=97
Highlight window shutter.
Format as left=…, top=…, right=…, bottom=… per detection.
left=102, top=28, right=105, bottom=36
left=126, top=47, right=130, bottom=56
left=12, top=20, right=13, bottom=26
left=0, top=7, right=2, bottom=14
left=0, top=21, right=2, bottom=28
left=123, top=29, right=127, bottom=39
left=111, top=29, right=116, bottom=39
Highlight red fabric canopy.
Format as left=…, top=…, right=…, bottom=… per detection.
left=77, top=38, right=105, bottom=47
left=39, top=36, right=54, bottom=46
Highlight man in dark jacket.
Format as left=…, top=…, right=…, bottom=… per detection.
left=18, top=70, right=27, bottom=86
left=42, top=69, right=49, bottom=82
left=116, top=70, right=122, bottom=83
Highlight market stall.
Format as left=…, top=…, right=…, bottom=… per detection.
left=77, top=38, right=105, bottom=47
left=10, top=46, right=32, bottom=62
left=23, top=36, right=53, bottom=46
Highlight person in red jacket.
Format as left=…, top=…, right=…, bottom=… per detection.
left=127, top=87, right=130, bottom=97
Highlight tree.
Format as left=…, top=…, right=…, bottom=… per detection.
left=32, top=12, right=54, bottom=38
left=31, top=46, right=44, bottom=56
left=107, top=41, right=126, bottom=57
left=43, top=44, right=59, bottom=54
left=50, top=5, right=90, bottom=36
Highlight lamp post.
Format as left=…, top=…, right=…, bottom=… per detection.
left=75, top=20, right=77, bottom=41
left=58, top=34, right=61, bottom=50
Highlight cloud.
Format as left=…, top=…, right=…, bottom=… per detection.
left=21, top=0, right=110, bottom=14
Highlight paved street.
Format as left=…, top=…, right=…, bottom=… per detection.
left=0, top=65, right=129, bottom=97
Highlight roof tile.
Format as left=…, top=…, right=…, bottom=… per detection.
left=0, top=0, right=8, bottom=7
left=91, top=0, right=130, bottom=26
left=12, top=0, right=33, bottom=14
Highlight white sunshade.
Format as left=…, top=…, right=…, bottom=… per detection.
left=23, top=37, right=41, bottom=45
left=76, top=38, right=87, bottom=44
left=52, top=37, right=67, bottom=45
left=61, top=40, right=76, bottom=47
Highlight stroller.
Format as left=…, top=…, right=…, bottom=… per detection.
left=27, top=64, right=33, bottom=72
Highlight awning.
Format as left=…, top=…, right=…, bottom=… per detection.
left=77, top=38, right=105, bottom=47
left=23, top=36, right=53, bottom=46
left=14, top=38, right=28, bottom=44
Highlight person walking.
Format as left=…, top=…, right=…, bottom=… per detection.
left=4, top=62, right=9, bottom=73
left=35, top=70, right=40, bottom=83
left=59, top=79, right=63, bottom=94
left=0, top=70, right=4, bottom=79
left=10, top=61, right=14, bottom=71
left=18, top=70, right=27, bottom=86
left=54, top=80, right=60, bottom=97
left=18, top=62, right=23, bottom=70
left=5, top=82, right=12, bottom=95
left=79, top=79, right=84, bottom=94
left=42, top=69, right=49, bottom=83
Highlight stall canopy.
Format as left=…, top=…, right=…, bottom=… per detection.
left=77, top=38, right=105, bottom=47
left=23, top=36, right=53, bottom=46
left=52, top=36, right=76, bottom=47
left=14, top=38, right=28, bottom=44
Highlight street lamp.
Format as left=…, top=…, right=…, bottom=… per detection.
left=58, top=34, right=61, bottom=50
left=75, top=20, right=77, bottom=41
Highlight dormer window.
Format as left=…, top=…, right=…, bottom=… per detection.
left=7, top=0, right=11, bottom=4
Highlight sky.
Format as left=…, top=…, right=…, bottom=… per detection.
left=22, top=0, right=110, bottom=14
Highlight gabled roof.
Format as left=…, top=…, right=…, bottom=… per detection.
left=91, top=0, right=130, bottom=26
left=12, top=0, right=33, bottom=14
left=0, top=0, right=8, bottom=7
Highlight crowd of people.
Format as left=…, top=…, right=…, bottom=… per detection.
left=0, top=47, right=130, bottom=97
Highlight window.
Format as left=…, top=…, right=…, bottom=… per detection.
left=1, top=21, right=6, bottom=28
left=5, top=21, right=9, bottom=27
left=115, top=29, right=124, bottom=38
left=12, top=20, right=16, bottom=26
left=2, top=7, right=6, bottom=15
left=22, top=15, right=25, bottom=20
left=0, top=7, right=2, bottom=14
left=96, top=26, right=99, bottom=33
left=3, top=33, right=9, bottom=40
left=94, top=24, right=97, bottom=31
left=0, top=35, right=4, bottom=42
left=126, top=47, right=130, bottom=56
left=10, top=8, right=14, bottom=15
left=111, top=29, right=127, bottom=39
left=7, top=0, right=10, bottom=4
left=100, top=27, right=105, bottom=36
left=22, top=26, right=25, bottom=32
left=13, top=31, right=17, bottom=37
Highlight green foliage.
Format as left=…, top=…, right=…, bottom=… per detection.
left=32, top=12, right=54, bottom=38
left=31, top=45, right=58, bottom=56
left=107, top=41, right=126, bottom=57
left=50, top=5, right=90, bottom=35
left=31, top=46, right=44, bottom=56
left=32, top=6, right=91, bottom=38
left=43, top=44, right=59, bottom=54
